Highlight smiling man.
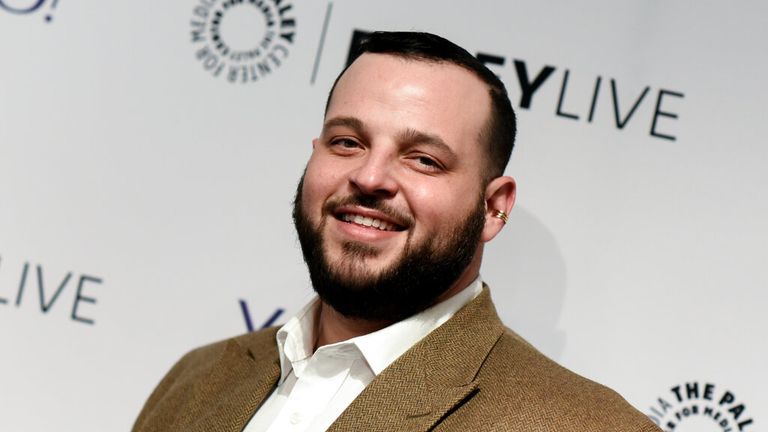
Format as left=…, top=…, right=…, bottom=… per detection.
left=133, top=32, right=660, bottom=432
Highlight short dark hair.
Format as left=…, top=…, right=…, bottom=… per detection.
left=324, top=31, right=516, bottom=181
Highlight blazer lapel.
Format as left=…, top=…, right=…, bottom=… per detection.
left=328, top=288, right=505, bottom=432
left=182, top=330, right=281, bottom=432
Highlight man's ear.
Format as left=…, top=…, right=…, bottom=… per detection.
left=481, top=176, right=516, bottom=242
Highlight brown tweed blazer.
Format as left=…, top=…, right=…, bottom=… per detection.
left=133, top=288, right=661, bottom=432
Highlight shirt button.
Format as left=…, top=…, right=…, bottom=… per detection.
left=290, top=412, right=302, bottom=425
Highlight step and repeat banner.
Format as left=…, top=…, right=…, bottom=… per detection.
left=1, top=1, right=765, bottom=431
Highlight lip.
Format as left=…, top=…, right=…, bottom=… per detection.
left=331, top=205, right=408, bottom=231
left=329, top=205, right=408, bottom=242
left=332, top=216, right=402, bottom=242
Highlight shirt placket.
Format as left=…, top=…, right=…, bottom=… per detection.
left=266, top=346, right=356, bottom=432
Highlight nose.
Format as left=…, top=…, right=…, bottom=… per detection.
left=349, top=150, right=398, bottom=198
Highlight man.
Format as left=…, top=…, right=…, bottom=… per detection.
left=133, top=32, right=660, bottom=432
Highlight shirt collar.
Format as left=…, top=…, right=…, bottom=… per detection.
left=274, top=276, right=483, bottom=383
left=275, top=296, right=320, bottom=383
left=352, top=277, right=482, bottom=375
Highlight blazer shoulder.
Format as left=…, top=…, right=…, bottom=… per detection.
left=158, top=327, right=278, bottom=385
left=458, top=328, right=661, bottom=431
left=132, top=327, right=279, bottom=431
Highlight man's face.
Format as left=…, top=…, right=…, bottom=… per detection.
left=294, top=53, right=493, bottom=322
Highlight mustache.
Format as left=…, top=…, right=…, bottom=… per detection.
left=323, top=193, right=415, bottom=228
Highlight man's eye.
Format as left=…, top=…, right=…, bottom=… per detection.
left=418, top=156, right=438, bottom=167
left=413, top=155, right=443, bottom=172
left=331, top=138, right=360, bottom=149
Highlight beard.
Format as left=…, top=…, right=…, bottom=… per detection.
left=292, top=176, right=485, bottom=323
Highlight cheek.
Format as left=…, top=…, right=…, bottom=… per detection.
left=406, top=178, right=482, bottom=232
left=406, top=184, right=458, bottom=230
left=302, top=155, right=345, bottom=218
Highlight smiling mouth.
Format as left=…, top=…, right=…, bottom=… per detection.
left=336, top=213, right=406, bottom=232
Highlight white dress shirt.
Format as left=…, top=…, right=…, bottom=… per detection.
left=243, top=277, right=483, bottom=432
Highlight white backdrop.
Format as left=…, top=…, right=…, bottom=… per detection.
left=1, top=1, right=765, bottom=431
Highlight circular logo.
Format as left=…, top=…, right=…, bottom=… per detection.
left=0, top=0, right=45, bottom=14
left=189, top=0, right=296, bottom=83
left=647, top=381, right=755, bottom=432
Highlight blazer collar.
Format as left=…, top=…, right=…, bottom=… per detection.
left=328, top=286, right=505, bottom=432
left=183, top=328, right=281, bottom=432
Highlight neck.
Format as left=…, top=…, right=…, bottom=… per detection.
left=313, top=247, right=483, bottom=350
left=314, top=303, right=391, bottom=349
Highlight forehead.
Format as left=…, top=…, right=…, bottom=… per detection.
left=326, top=53, right=491, bottom=161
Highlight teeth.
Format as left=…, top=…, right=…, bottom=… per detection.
left=341, top=213, right=396, bottom=231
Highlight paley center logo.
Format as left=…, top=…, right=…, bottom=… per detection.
left=190, top=0, right=296, bottom=83
left=0, top=0, right=60, bottom=22
left=647, top=381, right=755, bottom=431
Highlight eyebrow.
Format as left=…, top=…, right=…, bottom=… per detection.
left=396, top=128, right=455, bottom=161
left=323, top=116, right=365, bottom=134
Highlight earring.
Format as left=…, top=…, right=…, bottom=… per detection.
left=493, top=210, right=508, bottom=224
